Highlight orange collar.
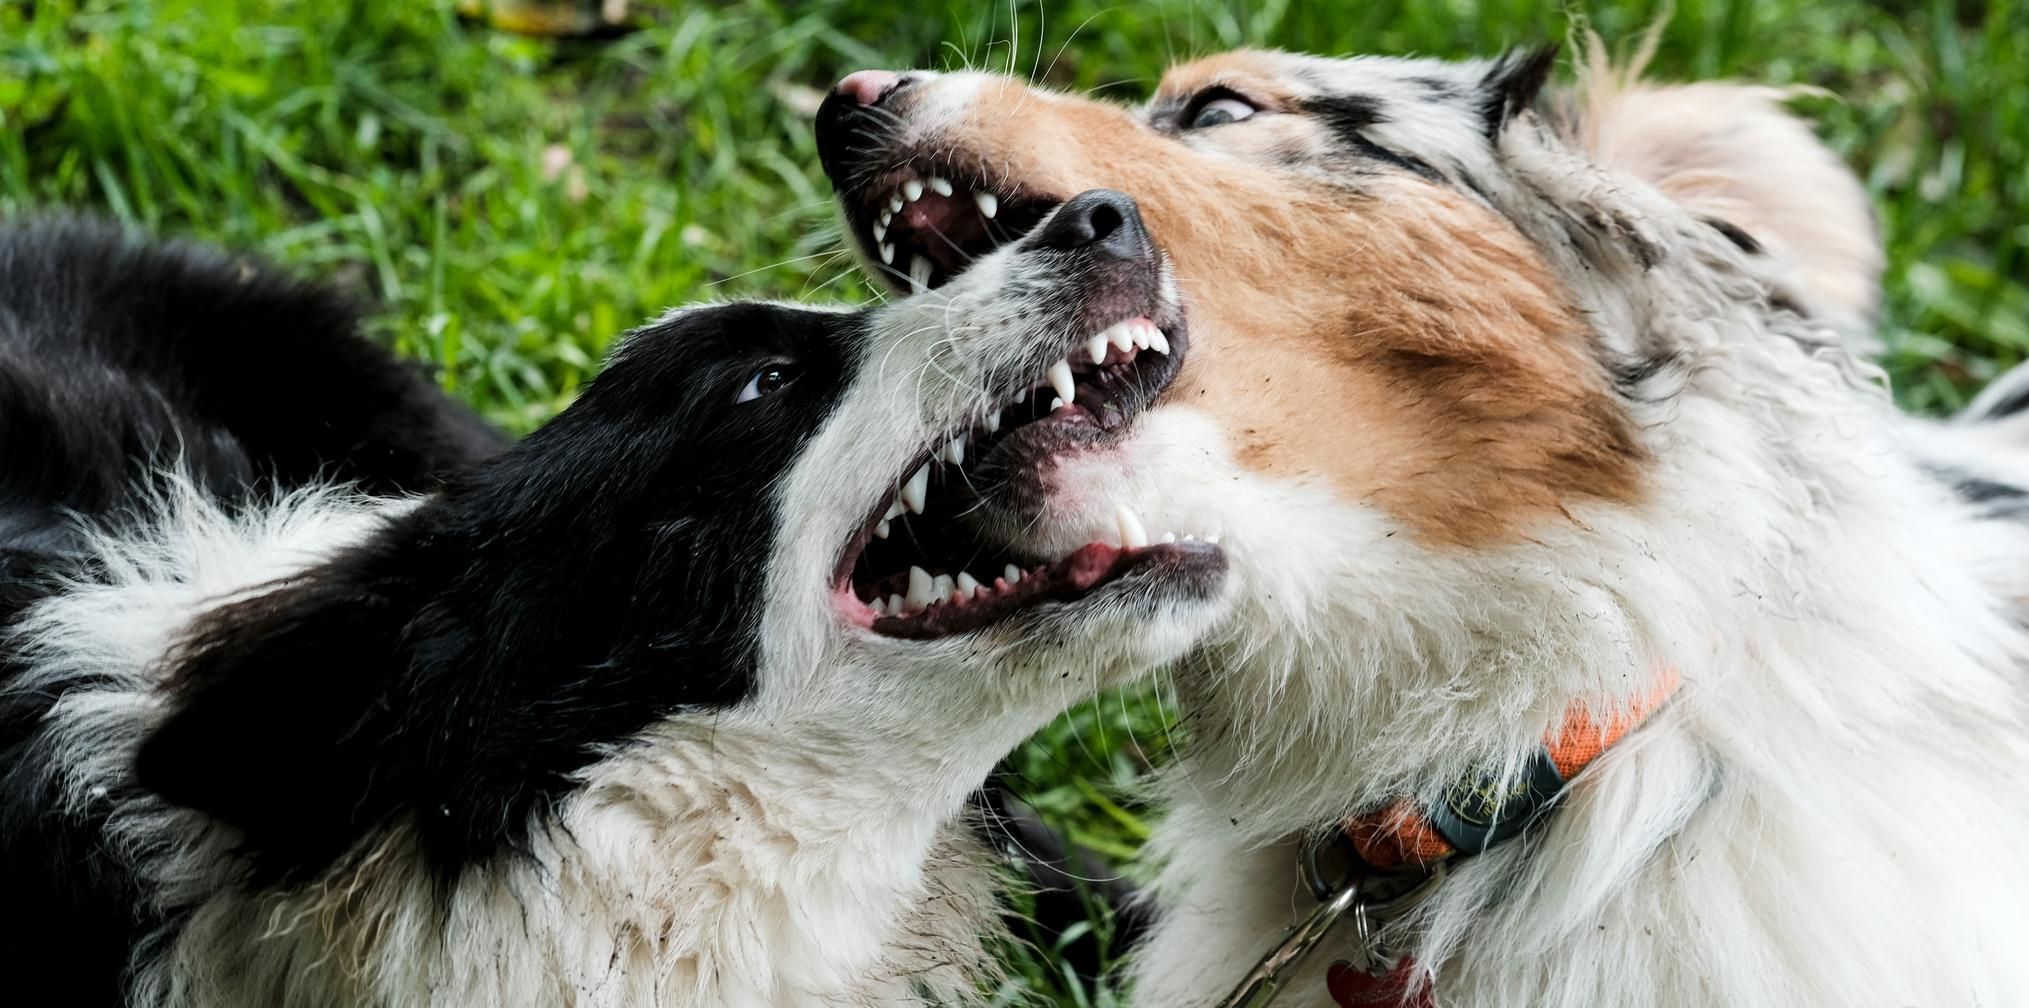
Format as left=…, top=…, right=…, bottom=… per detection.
left=1342, top=667, right=1682, bottom=871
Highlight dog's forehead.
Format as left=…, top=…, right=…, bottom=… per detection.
left=1151, top=49, right=1479, bottom=114
left=1151, top=49, right=1305, bottom=104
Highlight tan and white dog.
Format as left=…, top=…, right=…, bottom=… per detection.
left=815, top=46, right=2029, bottom=1007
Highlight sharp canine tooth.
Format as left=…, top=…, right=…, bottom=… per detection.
left=905, top=567, right=935, bottom=609
left=879, top=242, right=894, bottom=265
left=873, top=221, right=887, bottom=242
left=984, top=412, right=1001, bottom=433
left=874, top=519, right=891, bottom=539
left=1110, top=323, right=1135, bottom=353
left=1087, top=334, right=1110, bottom=364
left=928, top=175, right=953, bottom=196
left=909, top=255, right=932, bottom=291
left=901, top=463, right=930, bottom=514
left=1116, top=505, right=1149, bottom=549
left=902, top=178, right=924, bottom=201
left=956, top=572, right=981, bottom=596
left=1047, top=359, right=1075, bottom=404
left=1015, top=389, right=1028, bottom=404
left=889, top=194, right=904, bottom=214
left=943, top=436, right=965, bottom=466
left=1150, top=328, right=1170, bottom=355
left=1004, top=564, right=1023, bottom=584
left=974, top=191, right=998, bottom=218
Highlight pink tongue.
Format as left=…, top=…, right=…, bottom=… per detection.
left=1061, top=543, right=1125, bottom=590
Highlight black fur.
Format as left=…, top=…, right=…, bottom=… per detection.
left=0, top=224, right=860, bottom=990
left=135, top=302, right=864, bottom=884
left=1477, top=45, right=1559, bottom=137
left=0, top=220, right=504, bottom=1002
left=1297, top=95, right=1446, bottom=183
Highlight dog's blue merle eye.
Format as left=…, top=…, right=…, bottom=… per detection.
left=1189, top=96, right=1257, bottom=129
left=735, top=362, right=801, bottom=404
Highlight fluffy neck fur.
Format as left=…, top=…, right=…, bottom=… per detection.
left=16, top=483, right=1005, bottom=1007
left=1134, top=123, right=2029, bottom=1006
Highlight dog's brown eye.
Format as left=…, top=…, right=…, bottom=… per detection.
left=736, top=362, right=801, bottom=404
left=1189, top=96, right=1257, bottom=129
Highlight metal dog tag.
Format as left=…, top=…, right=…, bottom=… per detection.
left=1214, top=880, right=1377, bottom=1008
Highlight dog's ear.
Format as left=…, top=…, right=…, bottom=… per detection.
left=1565, top=65, right=1883, bottom=346
left=1477, top=44, right=1559, bottom=137
left=134, top=563, right=413, bottom=879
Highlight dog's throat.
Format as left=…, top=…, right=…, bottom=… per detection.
left=1218, top=667, right=1684, bottom=1008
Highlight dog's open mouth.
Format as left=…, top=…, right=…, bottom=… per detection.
left=848, top=164, right=1062, bottom=291
left=832, top=312, right=1209, bottom=639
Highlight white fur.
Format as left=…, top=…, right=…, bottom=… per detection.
left=1106, top=115, right=2029, bottom=1007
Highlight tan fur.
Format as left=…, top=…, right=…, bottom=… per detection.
left=943, top=77, right=1643, bottom=546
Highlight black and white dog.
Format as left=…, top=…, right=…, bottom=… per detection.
left=0, top=196, right=1227, bottom=1006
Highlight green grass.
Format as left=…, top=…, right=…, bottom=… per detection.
left=3, top=0, right=2023, bottom=1001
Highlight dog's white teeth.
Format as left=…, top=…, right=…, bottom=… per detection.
left=869, top=597, right=887, bottom=616
left=974, top=191, right=998, bottom=219
left=1004, top=564, right=1023, bottom=585
left=886, top=593, right=905, bottom=614
left=888, top=194, right=904, bottom=214
left=931, top=573, right=956, bottom=597
left=874, top=519, right=891, bottom=539
left=1086, top=333, right=1110, bottom=365
left=928, top=175, right=953, bottom=197
left=1014, top=388, right=1029, bottom=405
left=1116, top=505, right=1149, bottom=550
left=1047, top=359, right=1076, bottom=404
left=1150, top=327, right=1170, bottom=355
left=901, top=463, right=930, bottom=515
left=1160, top=531, right=1177, bottom=544
left=879, top=241, right=895, bottom=265
left=1109, top=322, right=1136, bottom=353
left=1205, top=533, right=1221, bottom=544
left=878, top=208, right=892, bottom=227
left=884, top=498, right=906, bottom=522
left=983, top=411, right=1001, bottom=434
left=956, top=571, right=982, bottom=597
left=1129, top=324, right=1149, bottom=350
left=1049, top=396, right=1065, bottom=411
left=902, top=178, right=924, bottom=202
left=905, top=566, right=935, bottom=609
left=872, top=221, right=887, bottom=243
left=909, top=255, right=932, bottom=291
left=941, top=435, right=966, bottom=466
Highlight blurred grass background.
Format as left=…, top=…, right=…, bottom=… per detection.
left=2, top=0, right=2022, bottom=1001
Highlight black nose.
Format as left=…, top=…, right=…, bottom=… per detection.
left=1030, top=190, right=1150, bottom=261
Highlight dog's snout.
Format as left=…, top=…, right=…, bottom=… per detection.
left=1033, top=190, right=1150, bottom=261
left=834, top=69, right=903, bottom=107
